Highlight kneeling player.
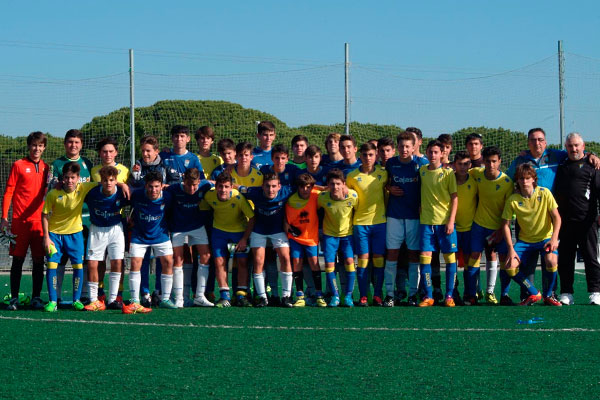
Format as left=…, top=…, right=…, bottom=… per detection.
left=318, top=169, right=358, bottom=307
left=501, top=164, right=562, bottom=306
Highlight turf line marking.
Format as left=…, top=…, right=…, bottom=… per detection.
left=1, top=315, right=599, bottom=332
left=575, top=271, right=586, bottom=275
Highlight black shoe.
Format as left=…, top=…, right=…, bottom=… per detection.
left=407, top=295, right=418, bottom=307
left=236, top=296, right=253, bottom=307
left=268, top=296, right=281, bottom=307
left=280, top=296, right=293, bottom=308
left=151, top=291, right=161, bottom=307
left=140, top=294, right=152, bottom=308
left=80, top=296, right=91, bottom=306
left=432, top=289, right=444, bottom=305
left=453, top=294, right=465, bottom=306
left=107, top=300, right=123, bottom=310
left=382, top=296, right=395, bottom=307
left=255, top=297, right=268, bottom=308
left=500, top=295, right=515, bottom=306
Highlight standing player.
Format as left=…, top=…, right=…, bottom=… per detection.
left=302, top=145, right=328, bottom=188
left=377, top=137, right=396, bottom=168
left=501, top=164, right=561, bottom=306
left=195, top=126, right=223, bottom=179
left=252, top=121, right=276, bottom=169
left=346, top=143, right=388, bottom=306
left=260, top=144, right=300, bottom=190
left=417, top=140, right=458, bottom=307
left=318, top=169, right=358, bottom=307
left=42, top=162, right=98, bottom=312
left=289, top=135, right=308, bottom=169
left=231, top=142, right=264, bottom=189
left=321, top=133, right=343, bottom=167
left=338, top=135, right=362, bottom=176
left=210, top=138, right=237, bottom=180
left=465, top=133, right=484, bottom=168
left=1, top=131, right=49, bottom=310
left=405, top=127, right=426, bottom=161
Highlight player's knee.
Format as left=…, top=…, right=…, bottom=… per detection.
left=373, top=257, right=384, bottom=268
left=443, top=253, right=456, bottom=264
left=468, top=257, right=481, bottom=268
left=546, top=264, right=558, bottom=273
left=357, top=259, right=369, bottom=269
left=72, top=263, right=83, bottom=270
left=345, top=263, right=356, bottom=272
left=419, top=255, right=432, bottom=265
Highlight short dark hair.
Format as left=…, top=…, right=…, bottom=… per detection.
left=235, top=141, right=253, bottom=154
left=397, top=131, right=415, bottom=145
left=184, top=168, right=201, bottom=182
left=96, top=137, right=118, bottom=153
left=144, top=171, right=163, bottom=184
left=482, top=146, right=502, bottom=160
left=405, top=127, right=422, bottom=139
left=262, top=172, right=279, bottom=183
left=99, top=165, right=119, bottom=180
left=326, top=168, right=345, bottom=184
left=27, top=131, right=47, bottom=147
left=62, top=161, right=80, bottom=176
left=271, top=144, right=289, bottom=158
left=339, top=134, right=356, bottom=146
left=359, top=142, right=377, bottom=153
left=465, top=133, right=483, bottom=145
left=426, top=139, right=444, bottom=152
left=437, top=134, right=453, bottom=146
left=291, top=135, right=308, bottom=147
left=305, top=145, right=322, bottom=158
left=215, top=172, right=232, bottom=186
left=170, top=125, right=190, bottom=137
left=140, top=135, right=159, bottom=150
left=64, top=129, right=83, bottom=144
left=257, top=121, right=276, bottom=135
left=217, top=138, right=235, bottom=153
left=377, top=137, right=394, bottom=149
left=296, top=172, right=316, bottom=187
left=195, top=126, right=215, bottom=141
left=453, top=150, right=471, bottom=163
left=527, top=127, right=546, bottom=138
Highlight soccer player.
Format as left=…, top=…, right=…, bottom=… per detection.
left=338, top=135, right=362, bottom=176
left=84, top=166, right=129, bottom=311
left=302, top=145, right=328, bottom=189
left=166, top=168, right=213, bottom=307
left=1, top=131, right=49, bottom=310
left=289, top=135, right=308, bottom=169
left=160, top=125, right=205, bottom=184
left=321, top=132, right=343, bottom=167
left=465, top=146, right=513, bottom=305
left=252, top=121, right=276, bottom=169
left=377, top=137, right=396, bottom=168
left=501, top=163, right=561, bottom=306
left=285, top=173, right=326, bottom=307
left=418, top=140, right=458, bottom=307
left=405, top=127, right=426, bottom=160
left=437, top=134, right=453, bottom=168
left=42, top=162, right=99, bottom=312
left=318, top=169, right=358, bottom=307
left=243, top=172, right=294, bottom=307
left=195, top=126, right=223, bottom=179
left=465, top=133, right=484, bottom=168
left=384, top=132, right=422, bottom=307
left=210, top=138, right=237, bottom=180
left=554, top=133, right=600, bottom=305
left=231, top=142, right=263, bottom=189
left=260, top=144, right=300, bottom=190
left=201, top=173, right=255, bottom=307
left=126, top=171, right=175, bottom=312
left=346, top=143, right=388, bottom=306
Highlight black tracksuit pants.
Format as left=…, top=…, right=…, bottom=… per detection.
left=558, top=220, right=600, bottom=293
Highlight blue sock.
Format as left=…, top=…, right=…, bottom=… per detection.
left=141, top=250, right=151, bottom=294
left=155, top=258, right=162, bottom=292
left=373, top=267, right=385, bottom=297
left=72, top=268, right=84, bottom=301
left=346, top=271, right=356, bottom=296
left=420, top=263, right=433, bottom=298
left=513, top=271, right=538, bottom=296
left=47, top=268, right=58, bottom=302
left=220, top=289, right=231, bottom=300
left=356, top=268, right=368, bottom=297
left=500, top=270, right=511, bottom=296
left=445, top=262, right=457, bottom=297
left=326, top=272, right=339, bottom=296
left=466, top=267, right=479, bottom=297
left=542, top=269, right=557, bottom=298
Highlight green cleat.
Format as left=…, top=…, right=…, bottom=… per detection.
left=44, top=301, right=58, bottom=312
left=159, top=299, right=178, bottom=309
left=72, top=300, right=85, bottom=311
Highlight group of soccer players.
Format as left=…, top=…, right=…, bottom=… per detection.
left=3, top=122, right=600, bottom=313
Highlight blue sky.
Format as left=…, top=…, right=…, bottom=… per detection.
left=1, top=1, right=599, bottom=143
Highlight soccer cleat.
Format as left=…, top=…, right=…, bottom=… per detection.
left=215, top=298, right=231, bottom=308
left=151, top=291, right=161, bottom=307
left=328, top=295, right=340, bottom=307
left=315, top=296, right=327, bottom=307
left=205, top=292, right=216, bottom=303
left=304, top=296, right=316, bottom=307
left=293, top=296, right=306, bottom=307
left=43, top=301, right=58, bottom=312
left=80, top=297, right=91, bottom=306
left=453, top=294, right=465, bottom=306
left=357, top=296, right=368, bottom=307
left=98, top=293, right=106, bottom=303
left=281, top=296, right=293, bottom=308
left=559, top=293, right=574, bottom=306
left=476, top=289, right=484, bottom=301
left=432, top=289, right=444, bottom=305
left=499, top=295, right=515, bottom=306
left=72, top=300, right=85, bottom=311
left=268, top=296, right=281, bottom=307
left=444, top=297, right=456, bottom=307
left=344, top=294, right=354, bottom=307
left=159, top=299, right=178, bottom=309
left=407, top=295, right=418, bottom=307
left=123, top=302, right=152, bottom=314
left=254, top=297, right=268, bottom=308
left=175, top=298, right=184, bottom=308
left=372, top=296, right=383, bottom=306
left=107, top=300, right=123, bottom=310
left=84, top=300, right=106, bottom=311
left=543, top=296, right=562, bottom=307
left=418, top=297, right=435, bottom=307
left=463, top=296, right=478, bottom=306
left=519, top=292, right=542, bottom=306
left=236, top=296, right=253, bottom=307
left=382, top=296, right=395, bottom=307
left=184, top=298, right=195, bottom=307
left=485, top=293, right=499, bottom=305
left=590, top=292, right=600, bottom=305
left=6, top=298, right=18, bottom=311
left=194, top=295, right=214, bottom=307
left=30, top=297, right=44, bottom=310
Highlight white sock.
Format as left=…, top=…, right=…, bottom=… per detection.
left=88, top=281, right=99, bottom=302
left=108, top=272, right=121, bottom=303
left=129, top=271, right=141, bottom=303
left=195, top=264, right=209, bottom=297
left=280, top=271, right=293, bottom=297
left=253, top=273, right=266, bottom=298
left=486, top=260, right=498, bottom=293
left=161, top=274, right=173, bottom=301
left=173, top=267, right=184, bottom=302
left=384, top=260, right=398, bottom=297
left=183, top=263, right=193, bottom=298
left=56, top=263, right=66, bottom=299
left=408, top=262, right=420, bottom=297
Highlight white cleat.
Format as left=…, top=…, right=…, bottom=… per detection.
left=175, top=298, right=184, bottom=308
left=193, top=295, right=214, bottom=307
left=589, top=292, right=600, bottom=305
left=559, top=293, right=574, bottom=306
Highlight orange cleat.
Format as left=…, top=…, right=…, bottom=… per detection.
left=519, top=293, right=542, bottom=306
left=122, top=302, right=152, bottom=314
left=418, top=297, right=435, bottom=307
left=444, top=297, right=456, bottom=307
left=84, top=299, right=106, bottom=311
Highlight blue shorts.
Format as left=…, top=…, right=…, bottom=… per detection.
left=211, top=228, right=248, bottom=259
left=48, top=231, right=84, bottom=265
left=353, top=223, right=386, bottom=256
left=419, top=224, right=457, bottom=253
left=470, top=222, right=507, bottom=254
left=456, top=230, right=471, bottom=255
left=514, top=238, right=558, bottom=265
left=289, top=239, right=318, bottom=259
left=323, top=235, right=354, bottom=263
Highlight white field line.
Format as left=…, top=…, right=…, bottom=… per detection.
left=0, top=315, right=598, bottom=333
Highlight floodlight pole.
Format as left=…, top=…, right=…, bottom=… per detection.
left=558, top=40, right=565, bottom=148
left=345, top=43, right=350, bottom=135
left=129, top=48, right=135, bottom=168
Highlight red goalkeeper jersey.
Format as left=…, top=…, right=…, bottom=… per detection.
left=2, top=157, right=49, bottom=222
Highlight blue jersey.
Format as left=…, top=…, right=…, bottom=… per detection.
left=321, top=154, right=343, bottom=168
left=166, top=180, right=213, bottom=233
left=85, top=186, right=127, bottom=227
left=299, top=166, right=328, bottom=186
left=413, top=154, right=429, bottom=166
left=259, top=164, right=300, bottom=190
left=130, top=189, right=172, bottom=245
left=507, top=149, right=567, bottom=193
left=385, top=157, right=421, bottom=219
left=129, top=157, right=167, bottom=189
left=338, top=159, right=362, bottom=177
left=252, top=147, right=272, bottom=169
left=160, top=150, right=205, bottom=185
left=243, top=186, right=292, bottom=235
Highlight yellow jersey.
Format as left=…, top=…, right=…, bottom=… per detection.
left=197, top=153, right=223, bottom=179
left=419, top=165, right=457, bottom=225
left=201, top=188, right=254, bottom=233
left=317, top=189, right=358, bottom=237
left=502, top=186, right=558, bottom=243
left=231, top=166, right=263, bottom=188
left=43, top=182, right=98, bottom=235
left=471, top=167, right=513, bottom=230
left=91, top=163, right=130, bottom=184
left=455, top=174, right=478, bottom=232
left=346, top=165, right=387, bottom=226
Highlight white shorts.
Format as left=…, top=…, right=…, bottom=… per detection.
left=250, top=231, right=289, bottom=249
left=129, top=241, right=173, bottom=258
left=86, top=223, right=125, bottom=261
left=171, top=226, right=209, bottom=247
left=386, top=217, right=420, bottom=251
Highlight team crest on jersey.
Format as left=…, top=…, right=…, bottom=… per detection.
left=327, top=202, right=332, bottom=207
left=537, top=196, right=542, bottom=202
left=347, top=202, right=352, bottom=207
left=284, top=173, right=289, bottom=180
left=231, top=204, right=235, bottom=208
left=251, top=178, right=255, bottom=183
left=278, top=201, right=282, bottom=206
left=518, top=202, right=523, bottom=206
left=496, top=184, right=500, bottom=191
left=467, top=185, right=471, bottom=189
left=25, top=168, right=31, bottom=173
left=505, top=178, right=510, bottom=182
left=377, top=175, right=382, bottom=180
left=212, top=201, right=217, bottom=206
left=160, top=204, right=165, bottom=210
left=357, top=177, right=362, bottom=182
left=184, top=159, right=190, bottom=167
left=116, top=200, right=120, bottom=206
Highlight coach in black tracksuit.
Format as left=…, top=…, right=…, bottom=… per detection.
left=554, top=133, right=600, bottom=304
